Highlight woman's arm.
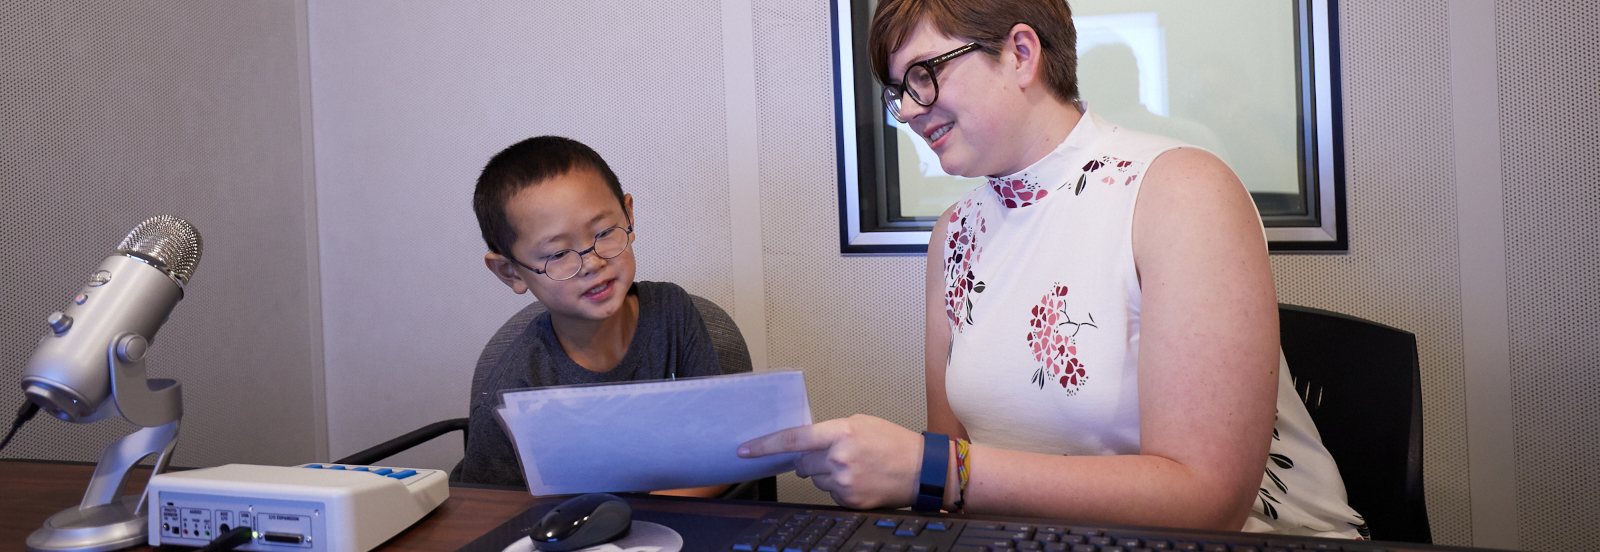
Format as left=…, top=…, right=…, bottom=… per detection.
left=925, top=206, right=969, bottom=441
left=740, top=149, right=1276, bottom=529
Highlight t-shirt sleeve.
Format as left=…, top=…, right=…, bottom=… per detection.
left=659, top=285, right=724, bottom=378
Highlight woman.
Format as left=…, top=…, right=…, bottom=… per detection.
left=738, top=0, right=1365, bottom=538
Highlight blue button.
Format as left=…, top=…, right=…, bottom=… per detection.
left=329, top=465, right=346, bottom=470
left=371, top=468, right=393, bottom=475
left=387, top=469, right=417, bottom=479
left=306, top=464, right=323, bottom=469
left=352, top=467, right=370, bottom=472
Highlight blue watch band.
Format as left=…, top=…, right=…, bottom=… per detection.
left=915, top=432, right=950, bottom=512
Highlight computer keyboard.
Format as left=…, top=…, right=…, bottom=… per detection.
left=725, top=509, right=1401, bottom=552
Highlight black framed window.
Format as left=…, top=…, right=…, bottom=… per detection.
left=833, top=0, right=1347, bottom=254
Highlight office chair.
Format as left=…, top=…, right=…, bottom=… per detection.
left=337, top=294, right=776, bottom=502
left=1278, top=304, right=1431, bottom=544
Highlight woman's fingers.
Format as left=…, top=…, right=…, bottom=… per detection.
left=794, top=450, right=833, bottom=479
left=738, top=419, right=847, bottom=458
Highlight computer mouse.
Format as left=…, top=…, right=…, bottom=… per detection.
left=529, top=493, right=633, bottom=551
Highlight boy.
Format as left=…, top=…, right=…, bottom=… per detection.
left=460, top=136, right=733, bottom=496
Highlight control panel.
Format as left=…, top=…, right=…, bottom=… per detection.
left=146, top=463, right=448, bottom=552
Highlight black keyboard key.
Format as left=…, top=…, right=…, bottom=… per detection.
left=1146, top=541, right=1171, bottom=550
left=895, top=523, right=923, bottom=537
left=909, top=546, right=935, bottom=552
left=813, top=546, right=838, bottom=552
left=1059, top=535, right=1086, bottom=545
left=1303, top=545, right=1341, bottom=552
left=968, top=522, right=1002, bottom=531
left=1203, top=545, right=1229, bottom=552
left=962, top=529, right=1032, bottom=541
left=855, top=543, right=882, bottom=552
left=1069, top=528, right=1103, bottom=537
left=1089, top=536, right=1113, bottom=546
left=784, top=545, right=806, bottom=552
left=1264, top=548, right=1291, bottom=552
left=1172, top=542, right=1200, bottom=551
left=1038, top=527, right=1065, bottom=535
left=956, top=537, right=1015, bottom=549
left=732, top=538, right=759, bottom=551
left=759, top=540, right=785, bottom=552
left=1037, top=533, right=1060, bottom=543
left=1070, top=545, right=1097, bottom=552
left=1042, top=544, right=1068, bottom=552
left=820, top=537, right=844, bottom=546
left=1015, top=541, right=1042, bottom=551
left=743, top=525, right=779, bottom=540
left=1004, top=525, right=1034, bottom=533
left=1119, top=539, right=1143, bottom=548
left=1103, top=547, right=1127, bottom=552
left=951, top=546, right=989, bottom=552
left=883, top=544, right=907, bottom=552
left=1232, top=546, right=1259, bottom=552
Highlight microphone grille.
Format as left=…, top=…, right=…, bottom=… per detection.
left=116, top=215, right=203, bottom=283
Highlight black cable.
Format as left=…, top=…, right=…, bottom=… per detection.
left=197, top=525, right=254, bottom=552
left=0, top=401, right=41, bottom=453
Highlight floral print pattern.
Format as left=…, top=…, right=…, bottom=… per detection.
left=1066, top=155, right=1147, bottom=195
left=944, top=199, right=987, bottom=332
left=989, top=175, right=1049, bottom=209
left=1026, top=283, right=1097, bottom=393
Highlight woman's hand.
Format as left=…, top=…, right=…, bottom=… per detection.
left=737, top=415, right=925, bottom=509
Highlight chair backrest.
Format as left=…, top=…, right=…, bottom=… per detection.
left=1278, top=304, right=1431, bottom=544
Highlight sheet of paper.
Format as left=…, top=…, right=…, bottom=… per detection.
left=494, top=370, right=811, bottom=495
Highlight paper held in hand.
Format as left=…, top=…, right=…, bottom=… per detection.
left=494, top=370, right=812, bottom=495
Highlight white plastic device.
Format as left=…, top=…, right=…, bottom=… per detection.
left=145, top=463, right=449, bottom=552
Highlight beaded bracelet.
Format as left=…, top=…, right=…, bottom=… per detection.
left=953, top=438, right=971, bottom=512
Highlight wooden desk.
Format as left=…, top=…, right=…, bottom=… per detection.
left=4, top=461, right=1485, bottom=552
left=0, top=460, right=768, bottom=552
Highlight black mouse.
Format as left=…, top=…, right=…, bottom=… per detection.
left=528, top=493, right=633, bottom=551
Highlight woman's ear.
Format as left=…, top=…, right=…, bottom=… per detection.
left=485, top=252, right=530, bottom=294
left=1007, top=23, right=1045, bottom=90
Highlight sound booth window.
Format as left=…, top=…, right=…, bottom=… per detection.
left=832, top=0, right=1348, bottom=254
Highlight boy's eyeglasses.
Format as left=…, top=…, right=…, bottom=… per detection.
left=882, top=42, right=981, bottom=123
left=507, top=224, right=633, bottom=281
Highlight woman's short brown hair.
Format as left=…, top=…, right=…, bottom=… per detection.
left=868, top=0, right=1078, bottom=103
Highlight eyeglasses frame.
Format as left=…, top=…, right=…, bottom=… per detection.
left=883, top=42, right=982, bottom=123
left=503, top=221, right=634, bottom=281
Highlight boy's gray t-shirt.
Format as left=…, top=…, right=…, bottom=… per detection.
left=459, top=281, right=724, bottom=488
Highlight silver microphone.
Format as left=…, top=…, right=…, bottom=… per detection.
left=20, top=216, right=202, bottom=423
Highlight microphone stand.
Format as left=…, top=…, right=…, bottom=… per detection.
left=27, top=334, right=183, bottom=552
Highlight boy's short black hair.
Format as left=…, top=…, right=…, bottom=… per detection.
left=473, top=136, right=627, bottom=259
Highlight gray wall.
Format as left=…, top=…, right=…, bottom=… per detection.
left=0, top=1, right=325, bottom=467
left=306, top=0, right=741, bottom=471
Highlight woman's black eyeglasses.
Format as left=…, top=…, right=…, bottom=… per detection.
left=882, top=42, right=981, bottom=123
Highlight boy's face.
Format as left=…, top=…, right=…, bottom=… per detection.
left=485, top=168, right=636, bottom=323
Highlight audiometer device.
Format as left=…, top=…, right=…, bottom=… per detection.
left=145, top=463, right=448, bottom=552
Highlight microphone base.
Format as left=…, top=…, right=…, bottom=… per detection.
left=26, top=495, right=147, bottom=552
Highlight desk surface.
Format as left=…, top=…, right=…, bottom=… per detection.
left=5, top=461, right=1492, bottom=552
left=1, top=461, right=773, bottom=552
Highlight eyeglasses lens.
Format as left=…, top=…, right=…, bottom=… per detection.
left=542, top=226, right=632, bottom=281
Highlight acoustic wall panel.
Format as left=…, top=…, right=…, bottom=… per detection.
left=751, top=0, right=929, bottom=505
left=1269, top=1, right=1471, bottom=545
left=308, top=0, right=738, bottom=472
left=0, top=0, right=321, bottom=467
left=1496, top=2, right=1600, bottom=551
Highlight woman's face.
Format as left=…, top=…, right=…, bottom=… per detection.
left=886, top=20, right=1031, bottom=177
